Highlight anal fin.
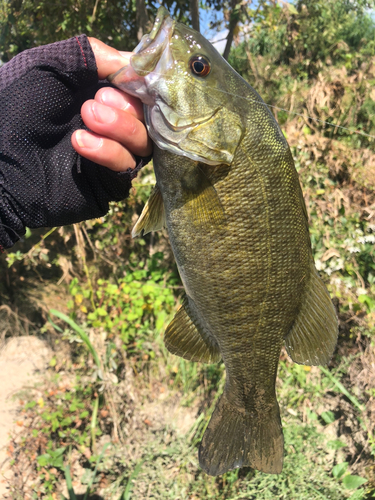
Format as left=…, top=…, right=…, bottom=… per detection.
left=285, top=261, right=338, bottom=366
left=132, top=183, right=166, bottom=238
left=164, top=295, right=221, bottom=364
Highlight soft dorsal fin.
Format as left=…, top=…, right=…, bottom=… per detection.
left=132, top=183, right=166, bottom=238
left=164, top=295, right=221, bottom=364
left=285, top=260, right=338, bottom=366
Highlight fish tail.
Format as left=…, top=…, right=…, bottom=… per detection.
left=199, top=392, right=283, bottom=476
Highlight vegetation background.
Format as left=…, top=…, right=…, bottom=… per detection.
left=0, top=0, right=375, bottom=498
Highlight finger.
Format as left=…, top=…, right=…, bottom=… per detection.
left=71, top=130, right=137, bottom=172
left=80, top=99, right=152, bottom=157
left=95, top=87, right=144, bottom=122
left=88, top=37, right=131, bottom=79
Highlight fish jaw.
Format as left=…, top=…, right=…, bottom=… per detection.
left=108, top=9, right=174, bottom=107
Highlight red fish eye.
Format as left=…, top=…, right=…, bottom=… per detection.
left=189, top=56, right=211, bottom=77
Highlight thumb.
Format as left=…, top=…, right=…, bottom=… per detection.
left=88, top=37, right=131, bottom=80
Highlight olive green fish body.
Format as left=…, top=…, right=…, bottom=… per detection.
left=110, top=6, right=338, bottom=476
left=153, top=123, right=310, bottom=473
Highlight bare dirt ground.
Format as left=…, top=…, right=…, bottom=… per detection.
left=0, top=336, right=52, bottom=498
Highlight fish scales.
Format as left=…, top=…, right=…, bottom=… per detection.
left=110, top=6, right=338, bottom=476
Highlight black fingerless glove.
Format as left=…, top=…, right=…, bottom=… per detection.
left=0, top=35, right=151, bottom=250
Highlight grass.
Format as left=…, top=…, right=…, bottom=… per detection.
left=7, top=330, right=372, bottom=499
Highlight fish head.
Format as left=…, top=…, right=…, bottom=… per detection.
left=109, top=6, right=247, bottom=165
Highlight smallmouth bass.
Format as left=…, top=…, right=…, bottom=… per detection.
left=110, top=7, right=338, bottom=476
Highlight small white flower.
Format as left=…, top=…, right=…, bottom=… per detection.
left=331, top=277, right=342, bottom=286
left=315, top=259, right=325, bottom=271
left=348, top=246, right=360, bottom=253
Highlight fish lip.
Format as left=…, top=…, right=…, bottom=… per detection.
left=108, top=9, right=174, bottom=88
left=133, top=6, right=172, bottom=54
left=130, top=11, right=175, bottom=77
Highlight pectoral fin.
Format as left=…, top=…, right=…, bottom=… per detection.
left=132, top=184, right=166, bottom=238
left=164, top=295, right=221, bottom=364
left=285, top=261, right=338, bottom=366
left=180, top=165, right=226, bottom=225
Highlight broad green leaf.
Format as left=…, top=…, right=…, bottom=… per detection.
left=342, top=475, right=367, bottom=490
left=37, top=454, right=51, bottom=467
left=96, top=307, right=108, bottom=317
left=327, top=439, right=347, bottom=450
left=321, top=410, right=336, bottom=424
left=332, top=462, right=348, bottom=479
left=287, top=3, right=299, bottom=15
left=347, top=488, right=365, bottom=500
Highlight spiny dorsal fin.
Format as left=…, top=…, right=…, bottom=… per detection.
left=164, top=295, right=221, bottom=364
left=180, top=165, right=226, bottom=226
left=285, top=260, right=338, bottom=366
left=132, top=183, right=166, bottom=238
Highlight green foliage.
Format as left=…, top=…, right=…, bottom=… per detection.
left=243, top=0, right=375, bottom=76
left=68, top=250, right=179, bottom=365
left=230, top=0, right=375, bottom=149
left=333, top=461, right=349, bottom=478
left=0, top=0, right=194, bottom=62
left=342, top=474, right=367, bottom=490
left=19, top=381, right=98, bottom=496
left=50, top=309, right=101, bottom=368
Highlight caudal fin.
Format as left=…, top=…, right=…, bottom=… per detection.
left=199, top=392, right=284, bottom=476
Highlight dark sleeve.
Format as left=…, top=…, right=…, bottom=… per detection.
left=0, top=35, right=150, bottom=250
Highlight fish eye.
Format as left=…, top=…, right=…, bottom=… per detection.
left=189, top=55, right=211, bottom=77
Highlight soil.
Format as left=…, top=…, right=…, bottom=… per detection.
left=0, top=336, right=52, bottom=498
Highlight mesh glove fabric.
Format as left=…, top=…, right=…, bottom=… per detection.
left=0, top=35, right=151, bottom=250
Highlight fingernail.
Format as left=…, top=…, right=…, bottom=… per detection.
left=100, top=88, right=130, bottom=111
left=76, top=130, right=103, bottom=149
left=91, top=101, right=116, bottom=123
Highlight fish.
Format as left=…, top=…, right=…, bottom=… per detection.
left=109, top=6, right=338, bottom=476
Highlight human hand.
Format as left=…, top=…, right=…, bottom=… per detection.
left=71, top=38, right=152, bottom=172
left=0, top=35, right=152, bottom=249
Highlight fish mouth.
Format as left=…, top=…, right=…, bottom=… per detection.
left=131, top=7, right=175, bottom=77
left=132, top=7, right=173, bottom=62
left=109, top=6, right=174, bottom=93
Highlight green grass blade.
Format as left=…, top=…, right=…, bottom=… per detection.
left=63, top=465, right=77, bottom=500
left=49, top=309, right=101, bottom=369
left=320, top=366, right=364, bottom=412
left=122, top=460, right=144, bottom=500
left=91, top=395, right=99, bottom=452
left=83, top=442, right=111, bottom=500
left=307, top=484, right=331, bottom=499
